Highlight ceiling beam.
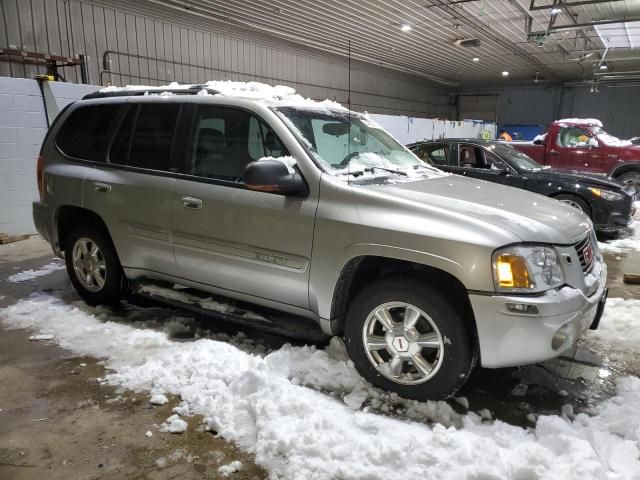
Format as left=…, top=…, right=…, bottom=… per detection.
left=529, top=0, right=625, bottom=10
left=529, top=17, right=640, bottom=36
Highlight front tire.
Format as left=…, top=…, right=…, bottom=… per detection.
left=343, top=277, right=476, bottom=401
left=555, top=193, right=591, bottom=218
left=617, top=171, right=640, bottom=190
left=64, top=224, right=126, bottom=305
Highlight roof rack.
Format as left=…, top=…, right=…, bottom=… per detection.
left=82, top=84, right=220, bottom=100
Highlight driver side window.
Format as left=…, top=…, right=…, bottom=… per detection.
left=557, top=127, right=590, bottom=148
left=189, top=106, right=288, bottom=182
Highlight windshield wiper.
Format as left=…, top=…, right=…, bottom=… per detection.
left=335, top=166, right=408, bottom=177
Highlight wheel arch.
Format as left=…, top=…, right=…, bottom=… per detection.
left=55, top=205, right=112, bottom=254
left=609, top=161, right=640, bottom=179
left=548, top=191, right=592, bottom=217
left=329, top=255, right=479, bottom=356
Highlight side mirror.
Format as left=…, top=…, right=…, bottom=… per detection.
left=588, top=137, right=599, bottom=148
left=243, top=159, right=308, bottom=197
left=533, top=139, right=544, bottom=145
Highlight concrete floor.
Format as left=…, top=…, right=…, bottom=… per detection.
left=1, top=235, right=639, bottom=478
left=0, top=237, right=265, bottom=480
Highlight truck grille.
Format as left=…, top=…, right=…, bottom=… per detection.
left=574, top=235, right=595, bottom=274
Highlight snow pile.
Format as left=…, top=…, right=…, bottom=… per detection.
left=533, top=132, right=547, bottom=143
left=149, top=394, right=169, bottom=405
left=161, top=414, right=188, bottom=433
left=2, top=293, right=640, bottom=479
left=218, top=461, right=242, bottom=476
left=557, top=118, right=603, bottom=127
left=7, top=261, right=65, bottom=282
left=99, top=80, right=343, bottom=108
left=587, top=297, right=640, bottom=350
left=598, top=222, right=640, bottom=253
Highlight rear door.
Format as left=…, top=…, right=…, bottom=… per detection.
left=171, top=104, right=317, bottom=309
left=412, top=142, right=453, bottom=172
left=83, top=99, right=182, bottom=277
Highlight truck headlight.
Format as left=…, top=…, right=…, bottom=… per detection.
left=493, top=245, right=564, bottom=293
left=588, top=187, right=624, bottom=201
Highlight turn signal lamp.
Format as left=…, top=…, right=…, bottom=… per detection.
left=495, top=254, right=531, bottom=289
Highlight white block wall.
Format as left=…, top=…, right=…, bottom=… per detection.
left=0, top=77, right=99, bottom=235
left=369, top=114, right=497, bottom=145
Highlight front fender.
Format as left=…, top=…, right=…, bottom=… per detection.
left=309, top=242, right=488, bottom=322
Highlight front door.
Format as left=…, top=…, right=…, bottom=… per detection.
left=171, top=104, right=317, bottom=309
left=450, top=143, right=526, bottom=189
left=551, top=126, right=601, bottom=172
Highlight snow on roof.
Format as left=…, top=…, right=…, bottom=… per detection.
left=556, top=118, right=603, bottom=127
left=99, top=80, right=345, bottom=109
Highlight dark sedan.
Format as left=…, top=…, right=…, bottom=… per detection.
left=408, top=139, right=637, bottom=236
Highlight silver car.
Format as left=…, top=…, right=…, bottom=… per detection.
left=33, top=84, right=608, bottom=400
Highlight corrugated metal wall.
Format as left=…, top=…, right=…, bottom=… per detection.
left=460, top=84, right=640, bottom=138
left=0, top=0, right=451, bottom=118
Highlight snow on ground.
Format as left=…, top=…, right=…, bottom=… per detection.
left=6, top=261, right=65, bottom=282
left=598, top=221, right=640, bottom=254
left=587, top=297, right=640, bottom=351
left=2, top=293, right=640, bottom=479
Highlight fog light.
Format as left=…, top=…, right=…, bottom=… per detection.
left=551, top=324, right=570, bottom=350
left=506, top=303, right=539, bottom=314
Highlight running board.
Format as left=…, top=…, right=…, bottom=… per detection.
left=131, top=280, right=329, bottom=342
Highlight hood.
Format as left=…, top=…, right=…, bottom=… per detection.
left=538, top=169, right=625, bottom=190
left=365, top=175, right=591, bottom=244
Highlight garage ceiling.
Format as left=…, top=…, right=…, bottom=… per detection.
left=139, top=0, right=640, bottom=87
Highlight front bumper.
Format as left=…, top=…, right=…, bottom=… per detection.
left=469, top=262, right=608, bottom=368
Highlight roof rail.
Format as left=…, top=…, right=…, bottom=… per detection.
left=82, top=84, right=220, bottom=100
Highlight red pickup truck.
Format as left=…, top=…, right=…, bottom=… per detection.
left=511, top=119, right=640, bottom=188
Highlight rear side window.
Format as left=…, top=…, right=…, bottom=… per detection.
left=56, top=105, right=121, bottom=162
left=109, top=103, right=180, bottom=171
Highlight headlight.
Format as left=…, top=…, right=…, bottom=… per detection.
left=493, top=245, right=564, bottom=293
left=588, top=187, right=624, bottom=201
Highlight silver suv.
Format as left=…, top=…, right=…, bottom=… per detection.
left=33, top=83, right=608, bottom=400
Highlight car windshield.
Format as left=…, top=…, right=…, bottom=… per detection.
left=488, top=143, right=546, bottom=171
left=592, top=127, right=633, bottom=147
left=274, top=106, right=445, bottom=183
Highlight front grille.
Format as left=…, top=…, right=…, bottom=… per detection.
left=574, top=235, right=595, bottom=274
left=622, top=183, right=637, bottom=199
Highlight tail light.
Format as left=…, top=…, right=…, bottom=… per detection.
left=37, top=155, right=46, bottom=200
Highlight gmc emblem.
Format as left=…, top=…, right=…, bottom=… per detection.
left=583, top=242, right=594, bottom=265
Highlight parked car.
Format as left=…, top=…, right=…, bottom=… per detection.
left=408, top=139, right=636, bottom=236
left=510, top=119, right=640, bottom=188
left=34, top=83, right=607, bottom=401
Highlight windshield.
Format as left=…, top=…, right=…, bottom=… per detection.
left=274, top=106, right=445, bottom=182
left=488, top=143, right=545, bottom=171
left=592, top=127, right=633, bottom=147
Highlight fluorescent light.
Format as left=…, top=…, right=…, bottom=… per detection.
left=400, top=24, right=412, bottom=32
left=551, top=7, right=562, bottom=14
left=502, top=71, right=509, bottom=77
left=472, top=57, right=480, bottom=62
left=599, top=64, right=608, bottom=70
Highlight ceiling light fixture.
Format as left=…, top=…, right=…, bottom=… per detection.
left=502, top=71, right=509, bottom=77
left=472, top=57, right=480, bottom=62
left=551, top=7, right=562, bottom=14
left=599, top=64, right=608, bottom=70
left=400, top=24, right=412, bottom=32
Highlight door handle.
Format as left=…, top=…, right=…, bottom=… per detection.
left=181, top=196, right=203, bottom=209
left=93, top=182, right=111, bottom=193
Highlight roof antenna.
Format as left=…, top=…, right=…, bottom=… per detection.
left=347, top=39, right=352, bottom=186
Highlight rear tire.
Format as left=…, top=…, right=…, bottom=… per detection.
left=555, top=193, right=591, bottom=218
left=64, top=224, right=126, bottom=306
left=617, top=171, right=640, bottom=190
left=343, top=277, right=476, bottom=401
